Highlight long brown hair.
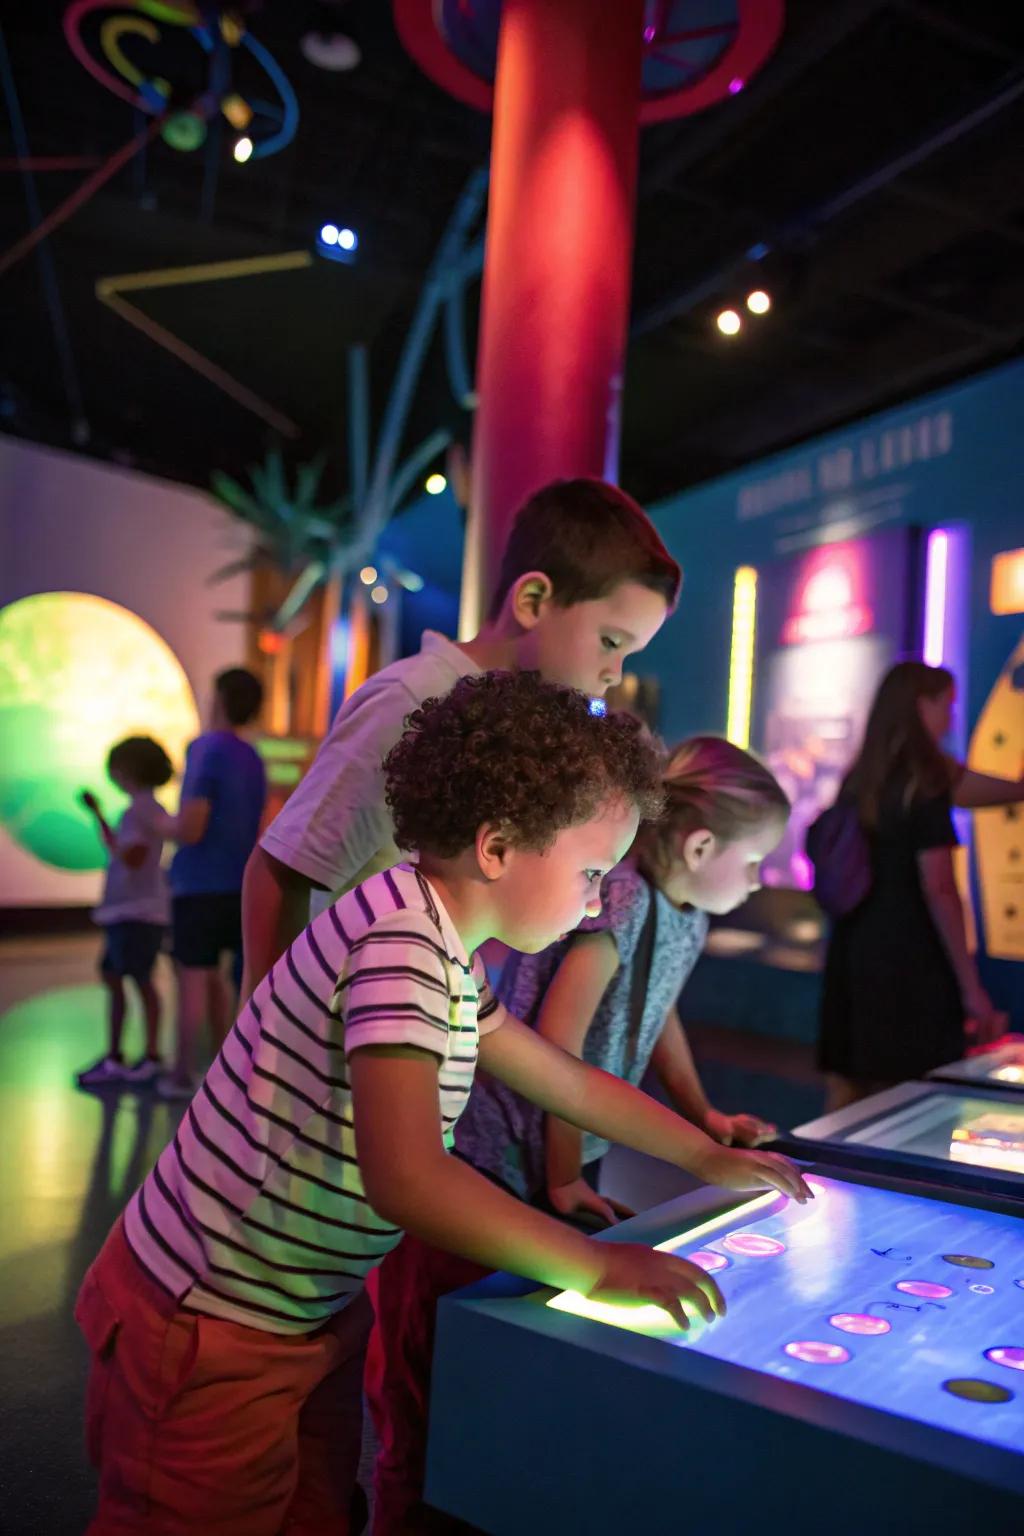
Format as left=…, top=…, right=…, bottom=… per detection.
left=842, top=661, right=955, bottom=829
left=636, top=736, right=790, bottom=882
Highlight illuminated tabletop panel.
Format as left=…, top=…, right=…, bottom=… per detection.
left=777, top=1081, right=1024, bottom=1200
left=929, top=1038, right=1024, bottom=1094
left=426, top=1167, right=1024, bottom=1535
left=550, top=1175, right=1024, bottom=1449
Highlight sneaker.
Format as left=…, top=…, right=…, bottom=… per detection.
left=156, top=1073, right=198, bottom=1102
left=122, top=1057, right=165, bottom=1086
left=76, top=1056, right=129, bottom=1089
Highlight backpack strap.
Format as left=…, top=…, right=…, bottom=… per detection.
left=625, top=880, right=658, bottom=1076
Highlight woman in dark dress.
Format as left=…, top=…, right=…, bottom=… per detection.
left=819, top=661, right=1022, bottom=1111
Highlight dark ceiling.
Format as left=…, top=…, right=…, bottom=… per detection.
left=3, top=1, right=1024, bottom=512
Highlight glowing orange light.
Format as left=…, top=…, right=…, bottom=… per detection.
left=991, top=547, right=1024, bottom=616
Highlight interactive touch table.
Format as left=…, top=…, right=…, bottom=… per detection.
left=929, top=1037, right=1024, bottom=1095
left=775, top=1080, right=1024, bottom=1199
left=426, top=1166, right=1024, bottom=1534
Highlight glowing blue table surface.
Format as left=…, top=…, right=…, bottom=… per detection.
left=426, top=1165, right=1024, bottom=1535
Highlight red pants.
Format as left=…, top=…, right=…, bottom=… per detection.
left=76, top=1218, right=371, bottom=1535
left=365, top=1236, right=487, bottom=1535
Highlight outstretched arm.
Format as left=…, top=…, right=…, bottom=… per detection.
left=79, top=791, right=146, bottom=866
left=350, top=1043, right=725, bottom=1329
left=153, top=798, right=211, bottom=847
left=953, top=767, right=1024, bottom=810
left=479, top=1015, right=809, bottom=1201
left=532, top=934, right=634, bottom=1223
left=919, top=846, right=1004, bottom=1042
left=652, top=1007, right=775, bottom=1147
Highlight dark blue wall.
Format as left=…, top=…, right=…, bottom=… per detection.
left=387, top=358, right=1024, bottom=1019
left=645, top=356, right=1024, bottom=1016
left=646, top=357, right=1023, bottom=751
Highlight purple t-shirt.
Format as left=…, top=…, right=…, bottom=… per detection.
left=170, top=731, right=266, bottom=896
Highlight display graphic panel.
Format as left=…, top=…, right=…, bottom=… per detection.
left=930, top=1039, right=1024, bottom=1092
left=753, top=528, right=916, bottom=890
left=845, top=1091, right=1024, bottom=1174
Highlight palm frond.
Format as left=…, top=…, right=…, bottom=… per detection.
left=294, top=451, right=327, bottom=514
left=206, top=551, right=274, bottom=586
left=272, top=560, right=326, bottom=630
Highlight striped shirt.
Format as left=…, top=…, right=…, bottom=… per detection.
left=123, top=864, right=506, bottom=1333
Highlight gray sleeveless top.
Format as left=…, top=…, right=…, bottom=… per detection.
left=455, top=863, right=708, bottom=1198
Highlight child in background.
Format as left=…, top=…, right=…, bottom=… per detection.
left=369, top=735, right=790, bottom=1531
left=76, top=673, right=809, bottom=1536
left=77, top=736, right=173, bottom=1088
left=157, top=666, right=266, bottom=1099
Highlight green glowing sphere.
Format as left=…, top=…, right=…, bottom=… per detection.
left=0, top=593, right=199, bottom=871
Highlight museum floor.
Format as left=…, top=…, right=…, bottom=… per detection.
left=0, top=931, right=824, bottom=1535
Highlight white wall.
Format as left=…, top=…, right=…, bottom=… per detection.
left=0, top=436, right=252, bottom=906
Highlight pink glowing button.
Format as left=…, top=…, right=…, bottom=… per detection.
left=985, top=1346, right=1024, bottom=1372
left=688, top=1250, right=728, bottom=1274
left=723, top=1232, right=786, bottom=1258
left=785, top=1341, right=851, bottom=1366
left=829, top=1313, right=892, bottom=1337
left=895, top=1280, right=953, bottom=1300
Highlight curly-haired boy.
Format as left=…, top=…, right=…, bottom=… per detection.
left=241, top=477, right=683, bottom=996
left=76, top=672, right=808, bottom=1535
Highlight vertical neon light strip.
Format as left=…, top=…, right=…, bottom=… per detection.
left=924, top=525, right=973, bottom=939
left=923, top=529, right=949, bottom=666
left=726, top=567, right=758, bottom=748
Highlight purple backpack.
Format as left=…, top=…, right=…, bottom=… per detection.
left=805, top=799, right=873, bottom=918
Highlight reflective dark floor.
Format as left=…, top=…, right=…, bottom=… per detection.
left=0, top=933, right=824, bottom=1535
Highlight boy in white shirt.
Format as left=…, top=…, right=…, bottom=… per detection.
left=241, top=478, right=683, bottom=994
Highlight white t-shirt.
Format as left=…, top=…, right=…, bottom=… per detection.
left=261, top=631, right=481, bottom=909
left=94, top=793, right=169, bottom=927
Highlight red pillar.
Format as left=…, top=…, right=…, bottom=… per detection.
left=459, top=0, right=645, bottom=635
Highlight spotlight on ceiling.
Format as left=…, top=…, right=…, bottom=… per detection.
left=425, top=473, right=447, bottom=496
left=747, top=290, right=772, bottom=315
left=233, top=136, right=253, bottom=163
left=317, top=223, right=358, bottom=263
left=716, top=308, right=742, bottom=336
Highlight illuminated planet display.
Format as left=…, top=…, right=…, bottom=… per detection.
left=0, top=592, right=199, bottom=870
